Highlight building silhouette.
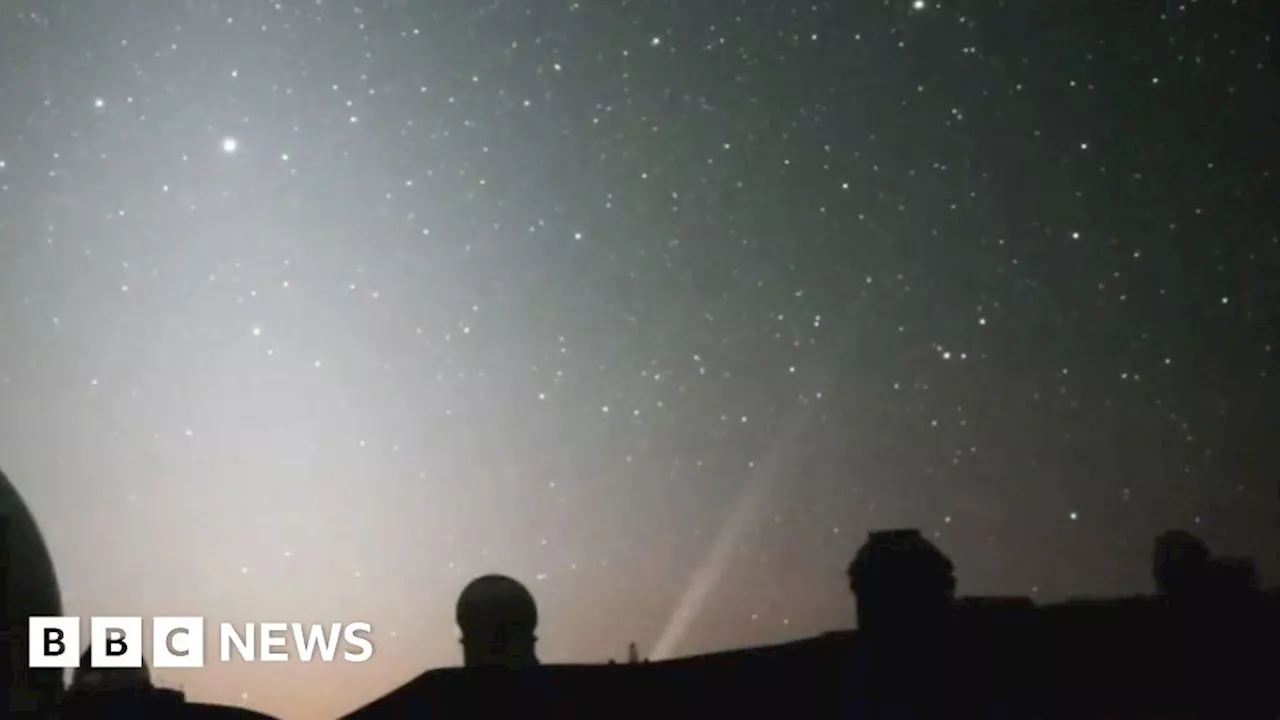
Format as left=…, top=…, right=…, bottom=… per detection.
left=59, top=651, right=187, bottom=719
left=455, top=574, right=540, bottom=668
left=57, top=654, right=278, bottom=720
left=346, top=527, right=1279, bottom=719
left=2, top=467, right=65, bottom=716
left=847, top=528, right=956, bottom=638
left=68, top=647, right=154, bottom=694
left=1153, top=529, right=1212, bottom=599
left=2, top=467, right=280, bottom=720
left=842, top=529, right=961, bottom=715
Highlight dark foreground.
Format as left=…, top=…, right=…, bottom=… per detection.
left=344, top=591, right=1280, bottom=720
left=11, top=469, right=1277, bottom=720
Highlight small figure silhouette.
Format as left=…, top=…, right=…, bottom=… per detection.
left=456, top=574, right=540, bottom=668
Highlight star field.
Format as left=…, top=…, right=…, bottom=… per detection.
left=1, top=1, right=1277, bottom=717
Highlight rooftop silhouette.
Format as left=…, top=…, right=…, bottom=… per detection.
left=347, top=527, right=1279, bottom=719
left=8, top=459, right=1279, bottom=719
left=68, top=647, right=153, bottom=694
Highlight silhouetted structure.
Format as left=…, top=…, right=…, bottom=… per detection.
left=3, top=467, right=280, bottom=720
left=69, top=647, right=154, bottom=693
left=1207, top=555, right=1261, bottom=597
left=347, top=530, right=1280, bottom=719
left=456, top=574, right=540, bottom=668
left=847, top=528, right=956, bottom=638
left=59, top=657, right=186, bottom=720
left=842, top=529, right=962, bottom=716
left=1153, top=529, right=1211, bottom=599
left=2, top=467, right=65, bottom=717
left=57, top=683, right=281, bottom=720
left=55, top=649, right=285, bottom=719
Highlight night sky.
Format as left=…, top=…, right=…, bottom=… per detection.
left=2, top=0, right=1277, bottom=717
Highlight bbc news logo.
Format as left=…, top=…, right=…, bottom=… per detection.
left=29, top=617, right=374, bottom=668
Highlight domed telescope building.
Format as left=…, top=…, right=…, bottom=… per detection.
left=2, top=468, right=283, bottom=720
left=2, top=467, right=65, bottom=716
left=455, top=574, right=541, bottom=668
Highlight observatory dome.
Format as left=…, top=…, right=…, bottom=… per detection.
left=456, top=574, right=538, bottom=631
left=2, top=467, right=65, bottom=714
